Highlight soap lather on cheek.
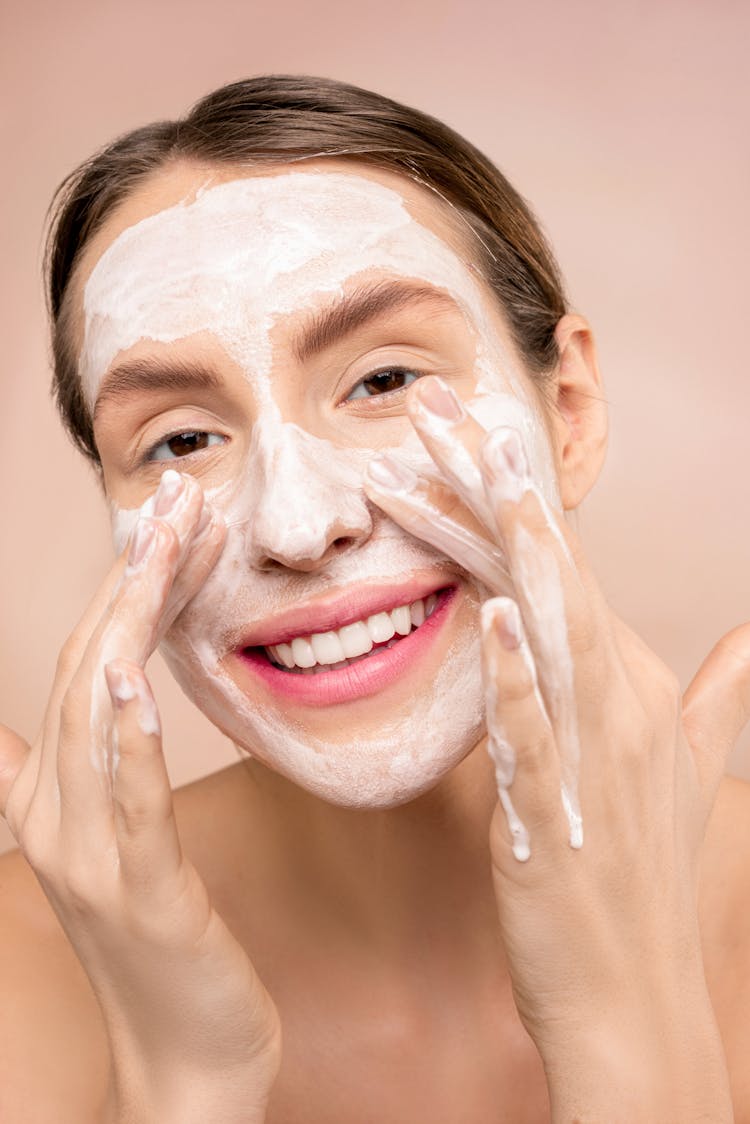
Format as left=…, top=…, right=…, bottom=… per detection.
left=90, top=171, right=560, bottom=808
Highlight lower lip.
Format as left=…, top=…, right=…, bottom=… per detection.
left=235, top=587, right=458, bottom=707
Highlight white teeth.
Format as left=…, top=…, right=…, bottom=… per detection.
left=367, top=611, right=395, bottom=644
left=264, top=592, right=441, bottom=671
left=311, top=630, right=345, bottom=664
left=291, top=637, right=316, bottom=668
left=338, top=620, right=374, bottom=660
left=391, top=604, right=412, bottom=636
left=273, top=642, right=295, bottom=669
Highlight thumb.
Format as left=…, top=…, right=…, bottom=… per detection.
left=683, top=623, right=750, bottom=803
left=0, top=723, right=30, bottom=826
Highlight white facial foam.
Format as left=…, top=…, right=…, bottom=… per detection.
left=82, top=170, right=561, bottom=808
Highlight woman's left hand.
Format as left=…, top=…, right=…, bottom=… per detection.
left=364, top=376, right=750, bottom=1123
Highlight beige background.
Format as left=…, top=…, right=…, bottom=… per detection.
left=1, top=0, right=749, bottom=856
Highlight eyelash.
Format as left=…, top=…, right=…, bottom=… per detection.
left=142, top=367, right=423, bottom=462
left=344, top=365, right=423, bottom=401
left=145, top=430, right=226, bottom=463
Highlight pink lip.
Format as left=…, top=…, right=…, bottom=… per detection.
left=238, top=572, right=453, bottom=648
left=235, top=585, right=458, bottom=707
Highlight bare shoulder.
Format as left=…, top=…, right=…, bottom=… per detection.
left=700, top=775, right=750, bottom=1121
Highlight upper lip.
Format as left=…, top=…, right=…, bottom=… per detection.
left=237, top=572, right=455, bottom=649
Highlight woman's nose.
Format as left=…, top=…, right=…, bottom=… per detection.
left=245, top=424, right=374, bottom=573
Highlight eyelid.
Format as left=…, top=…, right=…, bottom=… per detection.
left=342, top=364, right=426, bottom=403
left=143, top=428, right=227, bottom=464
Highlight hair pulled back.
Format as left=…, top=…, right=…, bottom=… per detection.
left=45, top=74, right=567, bottom=463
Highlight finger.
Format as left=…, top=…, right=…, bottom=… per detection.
left=105, top=659, right=183, bottom=894
left=364, top=453, right=511, bottom=593
left=53, top=476, right=221, bottom=836
left=482, top=597, right=565, bottom=865
left=0, top=724, right=31, bottom=829
left=480, top=427, right=622, bottom=849
left=48, top=517, right=180, bottom=856
left=38, top=470, right=213, bottom=736
left=161, top=508, right=226, bottom=634
left=407, top=376, right=497, bottom=532
left=683, top=622, right=750, bottom=803
left=150, top=471, right=226, bottom=638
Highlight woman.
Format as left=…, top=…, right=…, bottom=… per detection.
left=1, top=74, right=749, bottom=1122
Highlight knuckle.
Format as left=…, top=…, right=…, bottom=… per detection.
left=115, top=788, right=172, bottom=837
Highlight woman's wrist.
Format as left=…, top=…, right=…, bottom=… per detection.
left=104, top=1071, right=272, bottom=1124
left=103, top=1035, right=280, bottom=1124
left=537, top=980, right=733, bottom=1124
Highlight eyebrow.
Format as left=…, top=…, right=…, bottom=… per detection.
left=92, top=280, right=459, bottom=417
left=292, top=279, right=460, bottom=363
left=93, top=357, right=224, bottom=420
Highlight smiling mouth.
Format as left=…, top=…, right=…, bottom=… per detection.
left=247, top=590, right=445, bottom=675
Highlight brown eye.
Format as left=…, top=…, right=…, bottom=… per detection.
left=149, top=431, right=225, bottom=462
left=347, top=368, right=420, bottom=400
left=167, top=432, right=211, bottom=456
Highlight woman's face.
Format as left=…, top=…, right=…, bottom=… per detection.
left=73, top=159, right=559, bottom=808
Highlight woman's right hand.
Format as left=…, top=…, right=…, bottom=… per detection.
left=0, top=470, right=281, bottom=1124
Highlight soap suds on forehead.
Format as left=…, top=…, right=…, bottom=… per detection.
left=83, top=170, right=559, bottom=508
left=82, top=172, right=520, bottom=401
left=88, top=169, right=559, bottom=808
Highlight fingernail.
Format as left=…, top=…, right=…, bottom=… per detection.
left=128, top=517, right=157, bottom=567
left=482, top=597, right=522, bottom=650
left=153, top=469, right=185, bottom=516
left=416, top=377, right=465, bottom=422
left=366, top=454, right=418, bottom=493
left=481, top=429, right=530, bottom=502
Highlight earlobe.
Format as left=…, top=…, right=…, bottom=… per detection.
left=549, top=313, right=608, bottom=511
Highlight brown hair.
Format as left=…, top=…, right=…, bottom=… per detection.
left=45, top=74, right=567, bottom=463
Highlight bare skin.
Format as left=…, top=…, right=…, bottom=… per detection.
left=2, top=161, right=750, bottom=1121
left=1, top=766, right=750, bottom=1122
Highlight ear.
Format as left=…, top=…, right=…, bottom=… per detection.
left=547, top=313, right=608, bottom=510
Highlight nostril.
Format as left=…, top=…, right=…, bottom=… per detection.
left=255, top=537, right=355, bottom=574
left=256, top=554, right=291, bottom=573
left=331, top=536, right=357, bottom=553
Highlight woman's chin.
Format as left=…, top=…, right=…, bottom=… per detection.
left=236, top=725, right=485, bottom=810
left=160, top=600, right=486, bottom=811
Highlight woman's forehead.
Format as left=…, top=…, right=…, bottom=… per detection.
left=76, top=162, right=519, bottom=406
left=76, top=158, right=473, bottom=298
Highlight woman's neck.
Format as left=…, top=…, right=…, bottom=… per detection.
left=193, top=741, right=509, bottom=989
